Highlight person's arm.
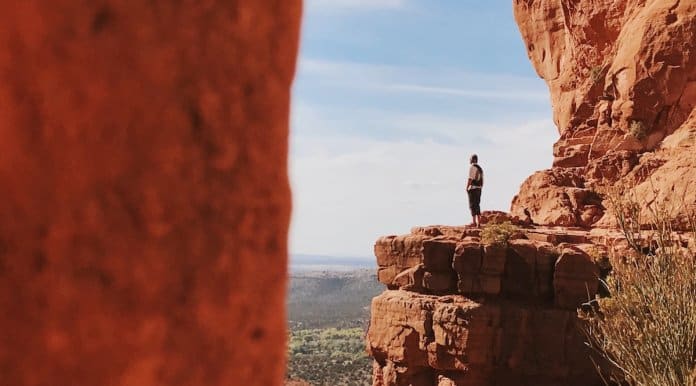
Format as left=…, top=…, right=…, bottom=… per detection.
left=466, top=165, right=474, bottom=190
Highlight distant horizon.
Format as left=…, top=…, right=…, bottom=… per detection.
left=289, top=253, right=376, bottom=274
left=291, top=253, right=374, bottom=262
left=290, top=1, right=556, bottom=257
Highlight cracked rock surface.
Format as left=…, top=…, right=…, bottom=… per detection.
left=511, top=0, right=696, bottom=228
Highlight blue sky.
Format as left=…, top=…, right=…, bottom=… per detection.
left=290, top=0, right=557, bottom=257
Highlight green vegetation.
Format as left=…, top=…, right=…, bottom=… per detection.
left=581, top=186, right=696, bottom=385
left=585, top=245, right=611, bottom=271
left=480, top=221, right=519, bottom=247
left=590, top=65, right=604, bottom=83
left=287, top=270, right=381, bottom=329
left=629, top=119, right=648, bottom=140
left=287, top=328, right=372, bottom=386
left=286, top=269, right=382, bottom=384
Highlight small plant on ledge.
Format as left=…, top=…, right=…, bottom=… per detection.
left=480, top=221, right=519, bottom=248
left=590, top=65, right=604, bottom=84
left=629, top=119, right=648, bottom=140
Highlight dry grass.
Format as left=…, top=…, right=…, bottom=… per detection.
left=580, top=185, right=696, bottom=385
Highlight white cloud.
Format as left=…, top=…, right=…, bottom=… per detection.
left=290, top=58, right=557, bottom=257
left=289, top=113, right=557, bottom=257
left=307, top=0, right=406, bottom=11
left=297, top=57, right=550, bottom=102
left=292, top=98, right=551, bottom=146
left=382, top=84, right=549, bottom=101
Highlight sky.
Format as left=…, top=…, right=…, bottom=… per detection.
left=289, top=0, right=557, bottom=258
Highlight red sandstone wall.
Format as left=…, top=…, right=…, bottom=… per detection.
left=0, top=1, right=301, bottom=385
left=511, top=0, right=696, bottom=227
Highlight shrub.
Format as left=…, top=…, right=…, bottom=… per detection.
left=480, top=221, right=519, bottom=247
left=586, top=245, right=611, bottom=272
left=590, top=65, right=604, bottom=83
left=629, top=120, right=648, bottom=140
left=580, top=186, right=696, bottom=386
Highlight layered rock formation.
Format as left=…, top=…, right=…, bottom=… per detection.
left=367, top=224, right=613, bottom=386
left=511, top=0, right=696, bottom=227
left=0, top=2, right=300, bottom=385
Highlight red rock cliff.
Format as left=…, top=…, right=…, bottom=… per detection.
left=511, top=0, right=696, bottom=227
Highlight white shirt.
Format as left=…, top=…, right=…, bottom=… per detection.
left=468, top=163, right=483, bottom=189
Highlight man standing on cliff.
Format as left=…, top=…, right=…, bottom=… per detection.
left=466, top=154, right=483, bottom=227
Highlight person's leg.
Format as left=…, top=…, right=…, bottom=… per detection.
left=472, top=189, right=481, bottom=227
left=467, top=190, right=477, bottom=226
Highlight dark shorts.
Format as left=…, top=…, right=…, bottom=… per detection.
left=468, top=188, right=481, bottom=216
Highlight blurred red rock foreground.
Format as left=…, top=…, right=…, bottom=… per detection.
left=0, top=1, right=301, bottom=385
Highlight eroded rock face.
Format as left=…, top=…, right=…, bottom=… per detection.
left=368, top=291, right=598, bottom=386
left=511, top=0, right=696, bottom=227
left=0, top=2, right=300, bottom=385
left=367, top=225, right=608, bottom=386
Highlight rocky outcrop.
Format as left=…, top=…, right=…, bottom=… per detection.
left=367, top=225, right=613, bottom=386
left=511, top=0, right=696, bottom=227
left=369, top=291, right=597, bottom=386
left=0, top=2, right=301, bottom=386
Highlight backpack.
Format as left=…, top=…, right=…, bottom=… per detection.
left=471, top=164, right=483, bottom=187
